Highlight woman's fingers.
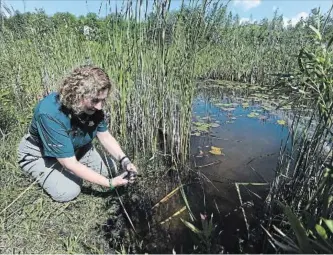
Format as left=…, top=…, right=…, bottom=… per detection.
left=126, top=163, right=138, bottom=172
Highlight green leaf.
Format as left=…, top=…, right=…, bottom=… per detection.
left=298, top=49, right=306, bottom=73
left=209, top=146, right=223, bottom=155
left=242, top=102, right=249, bottom=108
left=329, top=196, right=333, bottom=206
left=309, top=238, right=333, bottom=254
left=316, top=224, right=328, bottom=239
left=180, top=218, right=201, bottom=234
left=323, top=219, right=333, bottom=233
left=328, top=36, right=333, bottom=49
left=272, top=238, right=300, bottom=253
left=277, top=119, right=286, bottom=125
left=277, top=201, right=312, bottom=253
left=197, top=126, right=209, bottom=132
left=309, top=25, right=322, bottom=41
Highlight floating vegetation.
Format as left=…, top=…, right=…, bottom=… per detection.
left=209, top=146, right=224, bottom=155
left=277, top=119, right=286, bottom=126
left=221, top=107, right=236, bottom=111
left=247, top=112, right=260, bottom=118
left=253, top=109, right=263, bottom=113
left=242, top=102, right=249, bottom=108
left=215, top=103, right=233, bottom=107
left=197, top=125, right=210, bottom=132
left=193, top=122, right=208, bottom=127
left=192, top=121, right=220, bottom=133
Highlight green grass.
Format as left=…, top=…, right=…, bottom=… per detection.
left=1, top=1, right=333, bottom=253
left=1, top=134, right=166, bottom=253
left=262, top=17, right=333, bottom=253
left=0, top=133, right=112, bottom=253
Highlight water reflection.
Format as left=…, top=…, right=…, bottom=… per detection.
left=191, top=87, right=289, bottom=182
left=185, top=86, right=290, bottom=252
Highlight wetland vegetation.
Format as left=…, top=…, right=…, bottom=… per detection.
left=1, top=0, right=333, bottom=253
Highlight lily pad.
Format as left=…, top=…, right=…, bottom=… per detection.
left=211, top=146, right=221, bottom=150
left=221, top=103, right=234, bottom=107
left=277, top=119, right=286, bottom=126
left=247, top=112, right=260, bottom=118
left=209, top=146, right=223, bottom=155
left=211, top=123, right=220, bottom=128
left=197, top=126, right=209, bottom=132
left=193, top=122, right=210, bottom=128
left=221, top=107, right=236, bottom=111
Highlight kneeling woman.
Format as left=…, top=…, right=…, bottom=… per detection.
left=17, top=65, right=137, bottom=202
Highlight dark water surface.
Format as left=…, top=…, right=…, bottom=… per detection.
left=166, top=88, right=290, bottom=253
left=105, top=87, right=291, bottom=253
left=191, top=90, right=289, bottom=182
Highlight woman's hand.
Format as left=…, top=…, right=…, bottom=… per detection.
left=126, top=162, right=138, bottom=173
left=110, top=172, right=129, bottom=187
left=120, top=157, right=138, bottom=183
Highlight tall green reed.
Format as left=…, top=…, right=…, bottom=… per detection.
left=0, top=0, right=229, bottom=166
left=263, top=11, right=333, bottom=253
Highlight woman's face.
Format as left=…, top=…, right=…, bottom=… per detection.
left=81, top=89, right=109, bottom=115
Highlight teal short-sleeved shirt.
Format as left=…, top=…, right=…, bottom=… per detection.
left=29, top=92, right=108, bottom=158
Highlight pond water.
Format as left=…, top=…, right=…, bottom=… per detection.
left=105, top=86, right=292, bottom=253
left=191, top=88, right=290, bottom=183
left=154, top=87, right=291, bottom=253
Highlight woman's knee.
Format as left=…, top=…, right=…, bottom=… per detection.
left=43, top=172, right=82, bottom=202
left=50, top=185, right=81, bottom=203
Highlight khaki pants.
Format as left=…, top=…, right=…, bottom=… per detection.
left=17, top=134, right=117, bottom=202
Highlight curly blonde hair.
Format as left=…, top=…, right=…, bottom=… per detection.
left=58, top=65, right=112, bottom=114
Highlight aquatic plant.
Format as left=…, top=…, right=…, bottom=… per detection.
left=263, top=8, right=333, bottom=253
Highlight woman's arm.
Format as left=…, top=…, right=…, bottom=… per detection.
left=57, top=156, right=128, bottom=188
left=97, top=131, right=138, bottom=174
left=96, top=131, right=126, bottom=161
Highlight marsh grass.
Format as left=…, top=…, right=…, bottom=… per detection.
left=262, top=14, right=333, bottom=253
left=0, top=130, right=188, bottom=253
left=0, top=1, right=227, bottom=249
left=1, top=0, right=333, bottom=253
